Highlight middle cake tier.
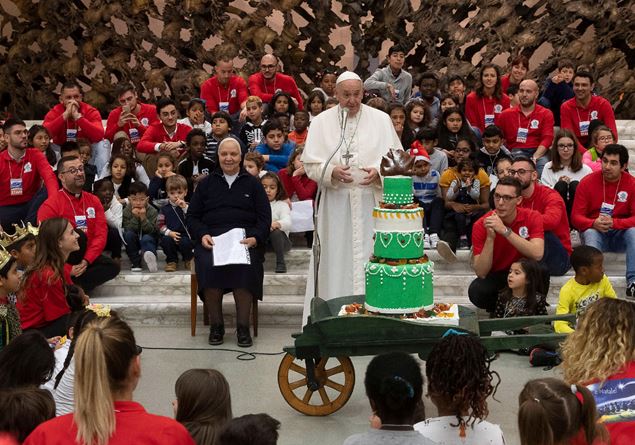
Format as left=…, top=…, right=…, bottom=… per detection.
left=374, top=230, right=424, bottom=259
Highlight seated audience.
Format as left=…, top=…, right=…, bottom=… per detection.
left=0, top=251, right=22, bottom=349
left=494, top=258, right=547, bottom=321
left=77, top=139, right=97, bottom=192
left=571, top=144, right=635, bottom=298
left=561, top=298, right=635, bottom=445
left=256, top=119, right=295, bottom=173
left=238, top=96, right=266, bottom=151
left=505, top=83, right=520, bottom=108
left=123, top=182, right=159, bottom=273
left=343, top=352, right=434, bottom=445
left=100, top=136, right=150, bottom=185
left=365, top=96, right=389, bottom=113
left=582, top=124, right=615, bottom=173
left=405, top=98, right=431, bottom=134
left=219, top=414, right=280, bottom=445
left=43, top=81, right=107, bottom=171
left=277, top=147, right=317, bottom=202
left=207, top=111, right=243, bottom=160
left=178, top=98, right=213, bottom=150
left=412, top=127, right=448, bottom=174
left=137, top=97, right=192, bottom=160
left=436, top=108, right=476, bottom=166
left=174, top=368, right=232, bottom=445
left=389, top=103, right=415, bottom=150
left=312, top=68, right=338, bottom=101
left=105, top=83, right=158, bottom=144
left=0, top=387, right=55, bottom=443
left=413, top=73, right=441, bottom=126
left=244, top=151, right=266, bottom=178
left=464, top=63, right=511, bottom=136
left=24, top=317, right=195, bottom=444
left=17, top=217, right=81, bottom=337
left=415, top=334, right=504, bottom=445
left=288, top=110, right=309, bottom=146
left=518, top=378, right=608, bottom=445
left=266, top=91, right=296, bottom=121
left=178, top=129, right=215, bottom=196
left=410, top=147, right=443, bottom=249
left=554, top=246, right=616, bottom=333
left=92, top=179, right=123, bottom=265
left=200, top=56, right=248, bottom=117
left=0, top=330, right=54, bottom=389
left=500, top=55, right=529, bottom=95
left=306, top=90, right=326, bottom=120
left=445, top=74, right=467, bottom=108
left=149, top=153, right=177, bottom=208
left=469, top=177, right=544, bottom=312
left=261, top=173, right=291, bottom=273
left=248, top=54, right=304, bottom=110
left=439, top=93, right=459, bottom=114
left=103, top=154, right=134, bottom=202
left=477, top=125, right=510, bottom=180
left=28, top=125, right=57, bottom=168
left=537, top=58, right=575, bottom=126
left=158, top=175, right=193, bottom=272
left=5, top=223, right=37, bottom=271
left=363, top=44, right=412, bottom=104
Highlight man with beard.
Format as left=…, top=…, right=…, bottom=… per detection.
left=496, top=79, right=554, bottom=177
left=248, top=54, right=304, bottom=110
left=38, top=156, right=120, bottom=293
left=105, top=83, right=158, bottom=144
left=200, top=57, right=249, bottom=119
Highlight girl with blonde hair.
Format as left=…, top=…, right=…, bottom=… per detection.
left=24, top=317, right=195, bottom=445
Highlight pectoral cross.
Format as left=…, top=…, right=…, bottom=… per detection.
left=342, top=150, right=353, bottom=166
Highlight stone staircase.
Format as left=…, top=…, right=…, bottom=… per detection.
left=87, top=120, right=635, bottom=328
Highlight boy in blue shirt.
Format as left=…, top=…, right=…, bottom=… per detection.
left=410, top=147, right=443, bottom=249
left=255, top=118, right=295, bottom=173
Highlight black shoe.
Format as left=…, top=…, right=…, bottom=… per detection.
left=208, top=324, right=225, bottom=345
left=236, top=325, right=253, bottom=347
left=458, top=238, right=470, bottom=250
left=627, top=282, right=635, bottom=299
left=275, top=261, right=287, bottom=273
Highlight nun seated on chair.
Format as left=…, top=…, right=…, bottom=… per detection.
left=187, top=138, right=271, bottom=348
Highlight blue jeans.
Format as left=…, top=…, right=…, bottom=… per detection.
left=583, top=228, right=635, bottom=284
left=160, top=234, right=194, bottom=263
left=541, top=231, right=571, bottom=277
left=123, top=230, right=157, bottom=267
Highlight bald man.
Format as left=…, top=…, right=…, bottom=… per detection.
left=495, top=79, right=555, bottom=176
left=247, top=54, right=304, bottom=110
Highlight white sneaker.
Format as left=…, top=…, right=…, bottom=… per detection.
left=423, top=233, right=431, bottom=249
left=570, top=229, right=581, bottom=248
left=143, top=251, right=158, bottom=273
left=435, top=240, right=458, bottom=263
left=429, top=233, right=439, bottom=249
left=131, top=266, right=142, bottom=272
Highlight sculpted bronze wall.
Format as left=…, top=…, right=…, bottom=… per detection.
left=1, top=0, right=633, bottom=119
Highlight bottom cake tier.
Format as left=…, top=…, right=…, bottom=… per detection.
left=364, top=261, right=434, bottom=313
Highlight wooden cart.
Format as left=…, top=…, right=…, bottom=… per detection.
left=278, top=295, right=574, bottom=416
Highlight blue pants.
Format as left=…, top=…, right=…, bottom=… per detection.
left=541, top=231, right=571, bottom=277
left=419, top=197, right=444, bottom=234
left=123, top=230, right=157, bottom=267
left=160, top=234, right=194, bottom=263
left=583, top=228, right=635, bottom=284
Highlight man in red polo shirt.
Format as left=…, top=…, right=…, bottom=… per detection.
left=469, top=176, right=545, bottom=311
left=560, top=71, right=617, bottom=148
left=248, top=54, right=304, bottom=110
left=105, top=83, right=158, bottom=144
left=496, top=79, right=554, bottom=177
left=38, top=156, right=119, bottom=293
left=137, top=98, right=192, bottom=158
left=200, top=57, right=249, bottom=119
left=43, top=81, right=107, bottom=171
left=0, top=118, right=58, bottom=230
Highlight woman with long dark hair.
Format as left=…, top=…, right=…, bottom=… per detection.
left=464, top=63, right=511, bottom=136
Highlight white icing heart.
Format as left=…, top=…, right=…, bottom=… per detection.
left=413, top=232, right=423, bottom=248
left=379, top=232, right=392, bottom=248
left=396, top=233, right=412, bottom=248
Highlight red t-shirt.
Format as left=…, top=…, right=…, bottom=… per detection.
left=278, top=168, right=317, bottom=201
left=37, top=189, right=108, bottom=264
left=136, top=122, right=193, bottom=154
left=472, top=207, right=544, bottom=273
left=560, top=95, right=617, bottom=148
left=43, top=102, right=105, bottom=144
left=519, top=183, right=572, bottom=254
left=200, top=75, right=249, bottom=115
left=571, top=171, right=635, bottom=232
left=247, top=72, right=304, bottom=109
left=24, top=400, right=195, bottom=445
left=16, top=265, right=72, bottom=330
left=105, top=102, right=158, bottom=142
left=0, top=149, right=58, bottom=206
left=288, top=129, right=308, bottom=146
left=464, top=91, right=511, bottom=134
left=500, top=74, right=512, bottom=95
left=495, top=105, right=554, bottom=150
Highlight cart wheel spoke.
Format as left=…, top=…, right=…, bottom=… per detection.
left=318, top=387, right=331, bottom=404
left=289, top=378, right=307, bottom=391
left=324, top=378, right=344, bottom=392
left=316, top=357, right=328, bottom=371
left=288, top=362, right=307, bottom=376
left=302, top=389, right=314, bottom=404
left=325, top=364, right=343, bottom=377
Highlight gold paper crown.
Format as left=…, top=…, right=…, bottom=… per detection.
left=0, top=222, right=40, bottom=249
left=0, top=246, right=11, bottom=270
left=86, top=304, right=111, bottom=318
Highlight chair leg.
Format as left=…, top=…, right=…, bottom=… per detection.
left=190, top=273, right=198, bottom=337
left=252, top=297, right=258, bottom=337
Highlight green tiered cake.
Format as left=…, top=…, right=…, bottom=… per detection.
left=364, top=176, right=434, bottom=313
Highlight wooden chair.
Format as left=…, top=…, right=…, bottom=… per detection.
left=190, top=271, right=258, bottom=337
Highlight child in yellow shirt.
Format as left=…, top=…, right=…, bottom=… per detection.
left=555, top=246, right=616, bottom=333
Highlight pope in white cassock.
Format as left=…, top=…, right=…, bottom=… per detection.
left=301, top=71, right=403, bottom=325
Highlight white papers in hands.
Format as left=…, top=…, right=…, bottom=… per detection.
left=212, top=228, right=251, bottom=266
left=290, top=200, right=314, bottom=232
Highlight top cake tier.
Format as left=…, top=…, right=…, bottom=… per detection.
left=383, top=176, right=414, bottom=205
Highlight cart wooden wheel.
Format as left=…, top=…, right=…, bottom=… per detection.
left=278, top=353, right=355, bottom=416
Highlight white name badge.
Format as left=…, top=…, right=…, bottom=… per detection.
left=75, top=215, right=88, bottom=231
left=219, top=101, right=229, bottom=112
left=579, top=120, right=590, bottom=137
left=599, top=201, right=614, bottom=217
left=66, top=128, right=78, bottom=142
left=10, top=178, right=23, bottom=196
left=484, top=114, right=495, bottom=126
left=516, top=127, right=528, bottom=143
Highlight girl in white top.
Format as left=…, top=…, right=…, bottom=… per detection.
left=414, top=334, right=505, bottom=445
left=261, top=172, right=292, bottom=273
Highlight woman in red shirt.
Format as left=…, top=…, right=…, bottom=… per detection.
left=17, top=217, right=80, bottom=337
left=464, top=63, right=511, bottom=136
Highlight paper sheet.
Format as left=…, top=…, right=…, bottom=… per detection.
left=212, top=228, right=251, bottom=266
left=290, top=200, right=315, bottom=232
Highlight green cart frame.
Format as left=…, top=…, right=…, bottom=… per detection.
left=278, top=295, right=574, bottom=416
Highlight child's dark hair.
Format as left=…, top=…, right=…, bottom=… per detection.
left=456, top=157, right=480, bottom=176
left=260, top=172, right=288, bottom=201
left=497, top=258, right=545, bottom=313
left=128, top=181, right=148, bottom=196
left=558, top=58, right=575, bottom=71
left=268, top=91, right=296, bottom=117
left=494, top=155, right=513, bottom=171
left=93, top=178, right=114, bottom=193
left=456, top=135, right=477, bottom=153
left=294, top=109, right=309, bottom=120
left=262, top=118, right=284, bottom=137
left=53, top=307, right=119, bottom=390
left=518, top=378, right=608, bottom=445
left=211, top=111, right=233, bottom=129
left=28, top=125, right=56, bottom=166
left=218, top=413, right=280, bottom=445
left=60, top=141, right=80, bottom=154
left=0, top=387, right=55, bottom=442
left=0, top=256, right=16, bottom=278
left=364, top=352, right=423, bottom=424
left=5, top=234, right=35, bottom=255
left=570, top=245, right=603, bottom=273
left=415, top=126, right=437, bottom=142
left=437, top=107, right=476, bottom=150
left=506, top=83, right=519, bottom=96
left=186, top=128, right=207, bottom=146
left=483, top=125, right=503, bottom=139
left=307, top=90, right=325, bottom=110
left=405, top=99, right=431, bottom=128
left=426, top=334, right=500, bottom=428
left=0, top=331, right=55, bottom=389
